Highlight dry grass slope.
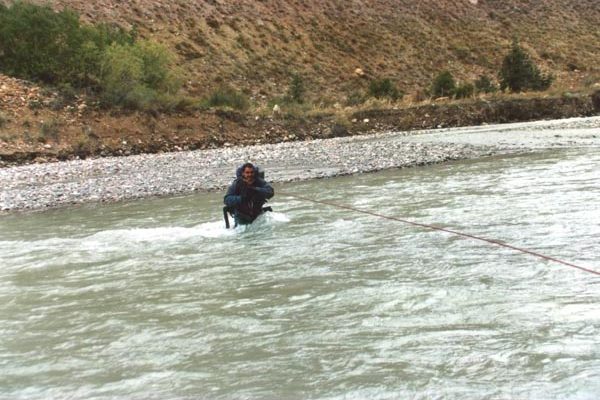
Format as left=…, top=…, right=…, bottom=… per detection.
left=1, top=0, right=599, bottom=166
left=4, top=0, right=598, bottom=102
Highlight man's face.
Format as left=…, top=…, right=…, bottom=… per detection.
left=242, top=167, right=255, bottom=185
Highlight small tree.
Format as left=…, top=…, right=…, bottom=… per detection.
left=499, top=39, right=553, bottom=92
left=287, top=73, right=305, bottom=104
left=431, top=71, right=456, bottom=98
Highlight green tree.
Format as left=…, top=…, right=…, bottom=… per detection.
left=499, top=39, right=553, bottom=92
left=431, top=71, right=456, bottom=98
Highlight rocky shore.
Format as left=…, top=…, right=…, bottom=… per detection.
left=2, top=116, right=599, bottom=213
left=0, top=130, right=495, bottom=212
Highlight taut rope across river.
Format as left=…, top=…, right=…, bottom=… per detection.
left=282, top=191, right=600, bottom=276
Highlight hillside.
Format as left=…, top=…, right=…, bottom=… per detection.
left=1, top=0, right=599, bottom=165
left=5, top=0, right=599, bottom=100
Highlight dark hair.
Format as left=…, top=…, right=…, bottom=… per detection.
left=236, top=162, right=256, bottom=179
left=241, top=162, right=255, bottom=172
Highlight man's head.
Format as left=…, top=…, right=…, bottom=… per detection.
left=241, top=163, right=255, bottom=185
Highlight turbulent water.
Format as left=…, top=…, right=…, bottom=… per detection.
left=1, top=147, right=599, bottom=399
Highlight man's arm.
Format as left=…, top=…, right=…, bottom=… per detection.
left=224, top=180, right=243, bottom=207
left=251, top=180, right=274, bottom=200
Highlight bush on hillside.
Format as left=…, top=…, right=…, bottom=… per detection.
left=133, top=40, right=182, bottom=94
left=431, top=71, right=456, bottom=98
left=286, top=73, right=305, bottom=104
left=345, top=90, right=366, bottom=106
left=453, top=82, right=474, bottom=99
left=0, top=2, right=80, bottom=83
left=206, top=85, right=250, bottom=111
left=99, top=43, right=144, bottom=106
left=0, top=2, right=184, bottom=111
left=499, top=39, right=553, bottom=92
left=0, top=1, right=133, bottom=88
left=99, top=41, right=183, bottom=110
left=474, top=75, right=497, bottom=93
left=368, top=78, right=402, bottom=101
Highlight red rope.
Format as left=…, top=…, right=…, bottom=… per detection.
left=282, top=192, right=600, bottom=276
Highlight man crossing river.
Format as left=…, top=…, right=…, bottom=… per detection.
left=224, top=163, right=274, bottom=226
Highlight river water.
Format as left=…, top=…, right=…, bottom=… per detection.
left=1, top=133, right=600, bottom=399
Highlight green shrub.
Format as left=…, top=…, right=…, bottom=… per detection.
left=207, top=86, right=249, bottom=111
left=345, top=90, right=366, bottom=106
left=0, top=2, right=133, bottom=87
left=154, top=95, right=201, bottom=113
left=431, top=71, right=456, bottom=98
left=72, top=135, right=96, bottom=158
left=499, top=39, right=553, bottom=92
left=0, top=2, right=79, bottom=83
left=286, top=73, right=305, bottom=104
left=453, top=82, right=474, bottom=99
left=474, top=75, right=497, bottom=93
left=133, top=40, right=182, bottom=94
left=368, top=78, right=402, bottom=100
left=99, top=41, right=183, bottom=109
left=0, top=1, right=181, bottom=111
left=99, top=42, right=144, bottom=106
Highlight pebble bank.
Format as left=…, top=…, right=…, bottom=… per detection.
left=2, top=116, right=599, bottom=212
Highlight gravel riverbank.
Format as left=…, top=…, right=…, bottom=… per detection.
left=1, top=116, right=599, bottom=213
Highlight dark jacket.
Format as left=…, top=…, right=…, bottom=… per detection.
left=224, top=174, right=274, bottom=225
